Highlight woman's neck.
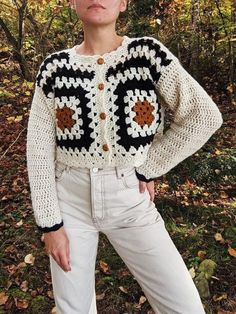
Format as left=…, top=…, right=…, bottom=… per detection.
left=75, top=32, right=124, bottom=56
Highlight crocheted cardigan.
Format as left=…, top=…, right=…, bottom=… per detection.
left=26, top=35, right=223, bottom=233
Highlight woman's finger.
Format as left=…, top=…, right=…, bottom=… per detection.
left=66, top=241, right=71, bottom=267
left=58, top=248, right=71, bottom=272
left=139, top=181, right=146, bottom=193
left=150, top=190, right=155, bottom=201
left=146, top=181, right=155, bottom=201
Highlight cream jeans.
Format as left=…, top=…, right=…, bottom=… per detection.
left=49, top=161, right=206, bottom=314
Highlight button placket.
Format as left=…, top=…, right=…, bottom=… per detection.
left=96, top=57, right=111, bottom=158
left=98, top=82, right=105, bottom=90
left=97, top=57, right=104, bottom=65
left=99, top=112, right=106, bottom=120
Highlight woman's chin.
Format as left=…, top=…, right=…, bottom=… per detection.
left=82, top=17, right=114, bottom=26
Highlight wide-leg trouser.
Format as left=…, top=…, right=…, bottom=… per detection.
left=49, top=161, right=206, bottom=314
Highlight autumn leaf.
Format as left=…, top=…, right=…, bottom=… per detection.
left=51, top=306, right=57, bottom=313
left=119, top=286, right=128, bottom=294
left=220, top=191, right=229, bottom=199
left=198, top=250, right=206, bottom=260
left=0, top=291, right=9, bottom=305
left=6, top=115, right=23, bottom=123
left=99, top=260, right=110, bottom=273
left=189, top=266, right=196, bottom=278
left=16, top=219, right=23, bottom=227
left=214, top=233, right=225, bottom=244
left=213, top=293, right=227, bottom=301
left=139, top=295, right=147, bottom=304
left=228, top=246, right=236, bottom=258
left=24, top=253, right=35, bottom=264
left=14, top=297, right=29, bottom=309
left=96, top=292, right=105, bottom=300
left=20, top=280, right=28, bottom=292
left=215, top=149, right=223, bottom=155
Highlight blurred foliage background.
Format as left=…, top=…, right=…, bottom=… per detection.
left=0, top=1, right=236, bottom=313
left=0, top=0, right=235, bottom=98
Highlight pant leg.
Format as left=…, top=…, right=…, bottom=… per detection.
left=49, top=228, right=99, bottom=314
left=104, top=220, right=206, bottom=314
left=99, top=167, right=206, bottom=314
left=49, top=162, right=99, bottom=314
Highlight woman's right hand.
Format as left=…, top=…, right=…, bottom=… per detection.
left=42, top=227, right=71, bottom=272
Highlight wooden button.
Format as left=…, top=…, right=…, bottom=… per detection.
left=98, top=83, right=104, bottom=90
left=102, top=144, right=109, bottom=151
left=99, top=112, right=106, bottom=119
left=97, top=57, right=104, bottom=65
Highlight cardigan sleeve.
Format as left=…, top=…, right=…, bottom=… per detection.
left=26, top=59, right=64, bottom=233
left=135, top=39, right=223, bottom=182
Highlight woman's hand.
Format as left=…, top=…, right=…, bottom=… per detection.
left=139, top=180, right=155, bottom=201
left=42, top=227, right=71, bottom=272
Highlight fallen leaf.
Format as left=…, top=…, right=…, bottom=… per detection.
left=96, top=292, right=105, bottom=300
left=20, top=280, right=28, bottom=292
left=16, top=219, right=23, bottom=227
left=31, top=290, right=37, bottom=297
left=15, top=115, right=23, bottom=122
left=0, top=291, right=9, bottom=305
left=14, top=297, right=29, bottom=309
left=51, top=306, right=57, bottom=314
left=24, top=253, right=35, bottom=264
left=220, top=191, right=229, bottom=199
left=139, top=295, right=147, bottom=304
left=214, top=233, right=224, bottom=242
left=17, top=262, right=27, bottom=269
left=189, top=266, right=196, bottom=278
left=119, top=286, right=128, bottom=294
left=6, top=264, right=18, bottom=275
left=47, top=290, right=54, bottom=299
left=228, top=246, right=236, bottom=258
left=217, top=310, right=236, bottom=314
left=197, top=250, right=206, bottom=260
left=213, top=293, right=227, bottom=301
left=99, top=260, right=109, bottom=273
left=215, top=149, right=223, bottom=155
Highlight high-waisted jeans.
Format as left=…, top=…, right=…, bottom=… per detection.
left=49, top=161, right=206, bottom=314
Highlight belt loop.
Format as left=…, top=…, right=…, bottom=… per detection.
left=115, top=166, right=124, bottom=178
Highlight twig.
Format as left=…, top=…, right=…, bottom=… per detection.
left=0, top=127, right=26, bottom=161
left=0, top=227, right=31, bottom=252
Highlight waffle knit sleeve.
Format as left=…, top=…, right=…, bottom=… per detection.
left=26, top=59, right=64, bottom=233
left=135, top=39, right=223, bottom=182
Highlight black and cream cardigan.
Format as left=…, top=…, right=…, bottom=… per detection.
left=26, top=35, right=223, bottom=232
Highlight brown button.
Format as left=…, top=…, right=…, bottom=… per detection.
left=97, top=57, right=104, bottom=65
left=98, top=83, right=104, bottom=90
left=102, top=143, right=109, bottom=151
left=99, top=112, right=106, bottom=119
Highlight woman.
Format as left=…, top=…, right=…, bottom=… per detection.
left=26, top=0, right=223, bottom=313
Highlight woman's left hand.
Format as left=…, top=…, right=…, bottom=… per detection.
left=139, top=180, right=155, bottom=201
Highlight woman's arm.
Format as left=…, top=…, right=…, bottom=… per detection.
left=26, top=59, right=64, bottom=233
left=135, top=38, right=223, bottom=182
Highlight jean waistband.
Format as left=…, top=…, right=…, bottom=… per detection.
left=55, top=160, right=135, bottom=178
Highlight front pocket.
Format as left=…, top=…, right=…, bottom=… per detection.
left=120, top=169, right=139, bottom=189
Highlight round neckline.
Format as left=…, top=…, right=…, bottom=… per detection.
left=70, top=35, right=130, bottom=60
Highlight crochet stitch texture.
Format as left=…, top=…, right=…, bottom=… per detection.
left=26, top=35, right=223, bottom=233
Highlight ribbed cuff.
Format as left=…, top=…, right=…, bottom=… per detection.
left=135, top=169, right=154, bottom=182
left=36, top=220, right=64, bottom=233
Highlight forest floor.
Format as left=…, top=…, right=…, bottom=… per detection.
left=0, top=60, right=235, bottom=314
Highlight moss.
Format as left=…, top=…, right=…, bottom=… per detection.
left=0, top=307, right=6, bottom=314
left=8, top=287, right=31, bottom=301
left=0, top=272, right=8, bottom=287
left=30, top=295, right=50, bottom=313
